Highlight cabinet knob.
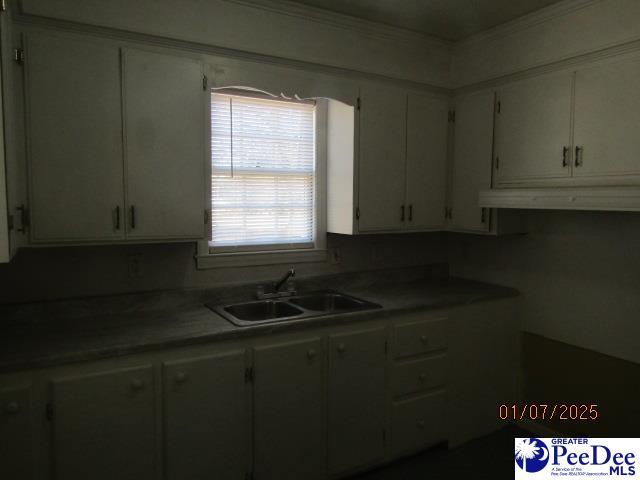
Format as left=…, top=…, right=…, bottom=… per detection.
left=4, top=401, right=19, bottom=414
left=420, top=335, right=429, bottom=344
left=417, top=419, right=426, bottom=429
left=130, top=379, right=145, bottom=391
left=307, top=349, right=317, bottom=360
left=337, top=344, right=346, bottom=353
left=175, top=372, right=187, bottom=384
left=418, top=373, right=427, bottom=382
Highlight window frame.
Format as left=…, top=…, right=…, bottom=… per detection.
left=196, top=91, right=327, bottom=269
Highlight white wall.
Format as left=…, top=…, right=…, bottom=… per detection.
left=18, top=0, right=451, bottom=87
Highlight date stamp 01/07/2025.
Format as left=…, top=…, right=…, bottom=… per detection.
left=499, top=403, right=600, bottom=422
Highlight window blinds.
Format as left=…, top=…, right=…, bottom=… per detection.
left=211, top=93, right=316, bottom=249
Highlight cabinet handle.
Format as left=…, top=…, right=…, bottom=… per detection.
left=575, top=146, right=583, bottom=167
left=562, top=146, right=569, bottom=167
left=114, top=206, right=121, bottom=230
left=420, top=335, right=429, bottom=344
left=175, top=372, right=187, bottom=384
left=130, top=379, right=145, bottom=391
left=418, top=373, right=427, bottom=382
left=400, top=205, right=405, bottom=222
left=337, top=343, right=346, bottom=354
left=130, top=205, right=136, bottom=229
left=307, top=349, right=317, bottom=360
left=408, top=205, right=413, bottom=222
left=417, top=419, right=426, bottom=429
left=4, top=401, right=19, bottom=414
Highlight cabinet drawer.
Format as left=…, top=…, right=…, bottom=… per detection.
left=394, top=317, right=447, bottom=358
left=391, top=355, right=446, bottom=397
left=391, top=390, right=446, bottom=458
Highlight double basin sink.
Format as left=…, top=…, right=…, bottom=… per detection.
left=207, top=291, right=381, bottom=327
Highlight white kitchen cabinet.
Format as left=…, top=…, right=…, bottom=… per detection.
left=50, top=365, right=156, bottom=480
left=495, top=71, right=573, bottom=185
left=253, top=336, right=325, bottom=480
left=328, top=326, right=386, bottom=476
left=573, top=53, right=640, bottom=181
left=405, top=93, right=448, bottom=230
left=0, top=384, right=35, bottom=480
left=163, top=350, right=248, bottom=480
left=449, top=90, right=495, bottom=233
left=391, top=390, right=446, bottom=458
left=122, top=48, right=206, bottom=239
left=25, top=33, right=125, bottom=242
left=358, top=83, right=406, bottom=232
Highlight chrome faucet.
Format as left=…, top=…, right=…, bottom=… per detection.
left=256, top=267, right=297, bottom=299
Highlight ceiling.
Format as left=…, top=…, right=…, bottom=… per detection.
left=282, top=0, right=565, bottom=41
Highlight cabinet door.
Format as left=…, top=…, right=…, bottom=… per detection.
left=25, top=34, right=124, bottom=242
left=450, top=91, right=494, bottom=233
left=163, top=351, right=248, bottom=480
left=253, top=337, right=325, bottom=480
left=328, top=327, right=386, bottom=475
left=0, top=56, right=7, bottom=262
left=495, top=71, right=573, bottom=184
left=51, top=365, right=156, bottom=480
left=405, top=93, right=447, bottom=230
left=573, top=54, right=640, bottom=180
left=123, top=49, right=205, bottom=240
left=0, top=384, right=34, bottom=480
left=358, top=84, right=406, bottom=232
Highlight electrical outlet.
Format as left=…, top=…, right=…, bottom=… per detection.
left=127, top=254, right=144, bottom=278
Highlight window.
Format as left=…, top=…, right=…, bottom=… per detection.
left=207, top=91, right=324, bottom=262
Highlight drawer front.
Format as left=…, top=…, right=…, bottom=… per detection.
left=392, top=355, right=447, bottom=397
left=391, top=390, right=446, bottom=458
left=394, top=317, right=447, bottom=358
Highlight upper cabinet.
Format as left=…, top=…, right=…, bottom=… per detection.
left=25, top=34, right=125, bottom=243
left=122, top=49, right=206, bottom=240
left=449, top=90, right=495, bottom=233
left=355, top=83, right=447, bottom=233
left=573, top=53, right=640, bottom=181
left=23, top=33, right=206, bottom=244
left=494, top=71, right=573, bottom=185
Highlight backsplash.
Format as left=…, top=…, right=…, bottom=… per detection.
left=0, top=232, right=448, bottom=304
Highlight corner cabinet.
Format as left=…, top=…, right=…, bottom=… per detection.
left=23, top=33, right=206, bottom=244
left=351, top=83, right=448, bottom=234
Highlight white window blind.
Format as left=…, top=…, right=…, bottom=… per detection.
left=211, top=92, right=316, bottom=250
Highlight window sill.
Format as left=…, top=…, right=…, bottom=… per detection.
left=195, top=247, right=327, bottom=269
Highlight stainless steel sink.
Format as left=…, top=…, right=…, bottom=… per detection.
left=289, top=293, right=366, bottom=312
left=207, top=290, right=380, bottom=327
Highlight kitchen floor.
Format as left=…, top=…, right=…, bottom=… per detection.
left=350, top=426, right=529, bottom=480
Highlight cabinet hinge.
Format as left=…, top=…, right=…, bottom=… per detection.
left=384, top=340, right=388, bottom=356
left=245, top=367, right=254, bottom=383
left=204, top=209, right=209, bottom=224
left=355, top=207, right=360, bottom=220
left=356, top=97, right=361, bottom=111
left=45, top=403, right=53, bottom=421
left=13, top=48, right=24, bottom=65
left=496, top=100, right=501, bottom=114
left=202, top=74, right=208, bottom=91
left=495, top=156, right=500, bottom=170
left=448, top=110, right=455, bottom=123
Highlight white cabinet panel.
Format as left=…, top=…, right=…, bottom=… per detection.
left=405, top=93, right=447, bottom=230
left=328, top=327, right=386, bottom=475
left=253, top=337, right=325, bottom=480
left=450, top=91, right=494, bottom=232
left=574, top=54, right=640, bottom=180
left=391, top=390, right=446, bottom=457
left=163, top=351, right=247, bottom=480
left=0, top=384, right=34, bottom=480
left=25, top=34, right=124, bottom=242
left=495, top=71, right=573, bottom=184
left=123, top=48, right=205, bottom=239
left=358, top=84, right=406, bottom=232
left=51, top=365, right=156, bottom=480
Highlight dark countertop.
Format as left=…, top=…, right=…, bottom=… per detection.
left=0, top=267, right=517, bottom=374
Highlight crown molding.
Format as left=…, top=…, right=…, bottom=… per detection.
left=456, top=0, right=602, bottom=48
left=224, top=0, right=453, bottom=50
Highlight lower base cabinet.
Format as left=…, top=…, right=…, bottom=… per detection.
left=0, top=384, right=34, bottom=480
left=51, top=365, right=157, bottom=480
left=163, top=351, right=248, bottom=480
left=253, top=336, right=325, bottom=480
left=391, top=390, right=446, bottom=457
